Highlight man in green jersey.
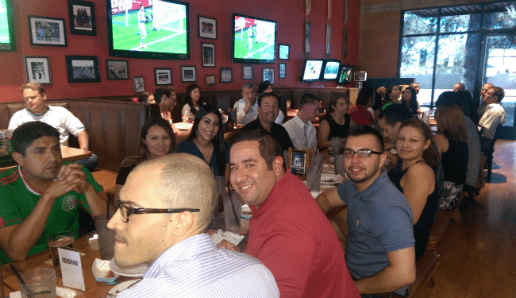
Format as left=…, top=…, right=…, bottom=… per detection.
left=0, top=121, right=108, bottom=263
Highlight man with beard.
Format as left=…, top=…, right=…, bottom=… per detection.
left=0, top=121, right=107, bottom=264
left=315, top=125, right=416, bottom=296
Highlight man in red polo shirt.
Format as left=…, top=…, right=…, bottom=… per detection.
left=228, top=129, right=359, bottom=298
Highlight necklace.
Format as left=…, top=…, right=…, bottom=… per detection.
left=333, top=113, right=345, bottom=125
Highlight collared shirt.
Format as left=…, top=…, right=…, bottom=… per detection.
left=240, top=118, right=293, bottom=151
left=282, top=115, right=317, bottom=151
left=479, top=103, right=506, bottom=139
left=118, top=234, right=279, bottom=298
left=234, top=98, right=258, bottom=125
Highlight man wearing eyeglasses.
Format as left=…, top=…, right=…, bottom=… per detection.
left=316, top=125, right=416, bottom=297
left=107, top=153, right=279, bottom=298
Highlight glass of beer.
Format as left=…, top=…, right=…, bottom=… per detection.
left=47, top=231, right=74, bottom=277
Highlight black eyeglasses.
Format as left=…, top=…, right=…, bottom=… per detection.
left=117, top=198, right=200, bottom=223
left=342, top=149, right=383, bottom=159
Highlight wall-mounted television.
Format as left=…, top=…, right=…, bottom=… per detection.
left=301, top=59, right=324, bottom=82
left=337, top=65, right=354, bottom=84
left=0, top=0, right=15, bottom=51
left=107, top=0, right=189, bottom=60
left=232, top=14, right=276, bottom=64
left=321, top=60, right=341, bottom=81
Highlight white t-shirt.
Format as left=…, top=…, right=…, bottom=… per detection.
left=479, top=103, right=506, bottom=139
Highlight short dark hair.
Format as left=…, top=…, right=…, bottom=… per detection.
left=355, top=85, right=374, bottom=106
left=135, top=92, right=152, bottom=103
left=257, top=93, right=280, bottom=107
left=378, top=103, right=412, bottom=125
left=491, top=87, right=504, bottom=102
left=298, top=93, right=320, bottom=110
left=153, top=87, right=173, bottom=104
left=257, top=81, right=271, bottom=93
left=346, top=124, right=384, bottom=152
left=12, top=121, right=60, bottom=156
left=231, top=129, right=284, bottom=170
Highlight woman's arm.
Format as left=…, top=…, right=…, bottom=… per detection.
left=432, top=133, right=449, bottom=155
left=317, top=119, right=333, bottom=149
left=400, top=163, right=435, bottom=224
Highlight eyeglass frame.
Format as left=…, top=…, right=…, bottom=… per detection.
left=117, top=197, right=200, bottom=223
left=342, top=149, right=383, bottom=158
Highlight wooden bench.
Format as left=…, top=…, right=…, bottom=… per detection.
left=91, top=169, right=118, bottom=201
left=426, top=193, right=465, bottom=250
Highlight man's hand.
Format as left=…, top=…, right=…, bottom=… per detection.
left=57, top=163, right=91, bottom=194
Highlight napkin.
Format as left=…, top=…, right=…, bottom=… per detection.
left=10, top=287, right=78, bottom=298
left=210, top=229, right=245, bottom=246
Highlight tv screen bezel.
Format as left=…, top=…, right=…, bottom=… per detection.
left=300, top=59, right=325, bottom=82
left=320, top=59, right=341, bottom=81
left=336, top=65, right=354, bottom=85
left=0, top=0, right=16, bottom=51
left=106, top=0, right=190, bottom=60
left=231, top=13, right=277, bottom=64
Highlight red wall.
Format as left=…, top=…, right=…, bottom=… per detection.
left=0, top=0, right=360, bottom=102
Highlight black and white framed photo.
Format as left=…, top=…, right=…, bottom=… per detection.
left=201, top=43, right=215, bottom=67
left=181, top=66, right=197, bottom=82
left=289, top=148, right=311, bottom=175
left=279, top=63, right=286, bottom=79
left=24, top=56, right=52, bottom=85
left=279, top=44, right=290, bottom=60
left=198, top=16, right=217, bottom=39
left=205, top=74, right=216, bottom=86
left=262, top=68, right=275, bottom=85
left=65, top=55, right=100, bottom=83
left=68, top=0, right=96, bottom=36
left=242, top=65, right=253, bottom=80
left=220, top=68, right=232, bottom=83
left=155, top=68, right=172, bottom=85
left=106, top=60, right=128, bottom=80
left=28, top=16, right=67, bottom=47
left=133, top=76, right=145, bottom=93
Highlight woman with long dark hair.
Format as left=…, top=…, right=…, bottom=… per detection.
left=381, top=85, right=402, bottom=111
left=317, top=92, right=354, bottom=149
left=181, top=83, right=204, bottom=122
left=401, top=87, right=419, bottom=118
left=348, top=85, right=374, bottom=125
left=177, top=104, right=229, bottom=176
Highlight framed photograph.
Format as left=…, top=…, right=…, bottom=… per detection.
left=279, top=63, right=286, bottom=79
left=205, top=74, right=216, bottom=86
left=155, top=68, right=172, bottom=85
left=289, top=148, right=311, bottom=175
left=262, top=68, right=275, bottom=85
left=28, top=15, right=67, bottom=47
left=106, top=60, right=128, bottom=80
left=242, top=65, right=253, bottom=80
left=279, top=44, right=290, bottom=60
left=181, top=66, right=197, bottom=82
left=220, top=68, right=233, bottom=83
left=68, top=0, right=96, bottom=36
left=133, top=76, right=145, bottom=93
left=65, top=55, right=100, bottom=83
left=201, top=43, right=215, bottom=67
left=24, top=56, right=52, bottom=85
left=198, top=16, right=217, bottom=39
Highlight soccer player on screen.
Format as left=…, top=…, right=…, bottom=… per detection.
left=138, top=4, right=147, bottom=49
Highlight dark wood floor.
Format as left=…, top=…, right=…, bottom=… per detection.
left=416, top=139, right=516, bottom=298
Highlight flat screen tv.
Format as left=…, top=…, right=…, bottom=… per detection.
left=107, top=0, right=189, bottom=60
left=321, top=60, right=341, bottom=81
left=337, top=65, right=354, bottom=84
left=232, top=14, right=276, bottom=64
left=301, top=59, right=324, bottom=82
left=0, top=0, right=15, bottom=51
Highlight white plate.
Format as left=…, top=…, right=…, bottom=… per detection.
left=109, top=259, right=148, bottom=277
left=107, top=280, right=140, bottom=297
left=174, top=122, right=193, bottom=131
left=320, top=174, right=344, bottom=185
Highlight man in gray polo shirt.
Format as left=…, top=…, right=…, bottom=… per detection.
left=316, top=125, right=415, bottom=296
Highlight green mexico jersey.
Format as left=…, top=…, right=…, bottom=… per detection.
left=0, top=162, right=103, bottom=264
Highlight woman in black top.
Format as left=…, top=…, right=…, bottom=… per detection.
left=317, top=92, right=354, bottom=149
left=401, top=87, right=419, bottom=118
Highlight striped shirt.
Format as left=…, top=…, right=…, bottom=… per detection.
left=118, top=234, right=279, bottom=298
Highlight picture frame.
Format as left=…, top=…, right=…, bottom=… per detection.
left=28, top=15, right=67, bottom=47
left=106, top=60, right=129, bottom=80
left=220, top=68, right=233, bottom=83
left=198, top=16, right=217, bottom=39
left=205, top=74, right=216, bottom=86
left=181, top=66, right=197, bottom=82
left=133, top=76, right=145, bottom=93
left=65, top=55, right=100, bottom=83
left=68, top=0, right=96, bottom=36
left=242, top=65, right=253, bottom=80
left=279, top=44, right=290, bottom=60
left=279, top=63, right=286, bottom=79
left=262, top=68, right=275, bottom=85
left=289, top=148, right=311, bottom=175
left=24, top=56, right=52, bottom=85
left=201, top=43, right=216, bottom=67
left=154, top=68, right=172, bottom=85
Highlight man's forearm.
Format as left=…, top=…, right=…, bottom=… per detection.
left=355, top=264, right=415, bottom=294
left=83, top=184, right=108, bottom=218
left=77, top=131, right=89, bottom=150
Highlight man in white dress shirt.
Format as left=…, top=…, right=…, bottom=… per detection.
left=234, top=83, right=258, bottom=125
left=282, top=93, right=320, bottom=152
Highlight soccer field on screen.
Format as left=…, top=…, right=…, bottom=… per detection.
left=0, top=3, right=10, bottom=44
left=234, top=27, right=274, bottom=60
left=111, top=9, right=187, bottom=54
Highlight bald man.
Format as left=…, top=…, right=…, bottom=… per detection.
left=107, top=154, right=279, bottom=298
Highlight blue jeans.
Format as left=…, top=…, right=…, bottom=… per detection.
left=73, top=153, right=99, bottom=172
